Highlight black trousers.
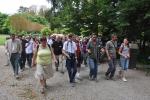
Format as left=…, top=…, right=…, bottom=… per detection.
left=66, top=54, right=77, bottom=83
left=26, top=53, right=33, bottom=67
left=19, top=52, right=26, bottom=69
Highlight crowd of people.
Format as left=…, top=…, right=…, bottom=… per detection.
left=4, top=33, right=130, bottom=94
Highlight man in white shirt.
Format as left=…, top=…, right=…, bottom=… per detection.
left=25, top=36, right=33, bottom=68
left=47, top=35, right=53, bottom=46
left=62, top=34, right=77, bottom=87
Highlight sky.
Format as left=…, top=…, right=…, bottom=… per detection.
left=0, top=0, right=51, bottom=15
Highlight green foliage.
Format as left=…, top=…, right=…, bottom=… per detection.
left=45, top=0, right=150, bottom=40
left=0, top=35, right=8, bottom=45
left=25, top=14, right=49, bottom=25
left=0, top=12, right=10, bottom=34
left=40, top=27, right=51, bottom=35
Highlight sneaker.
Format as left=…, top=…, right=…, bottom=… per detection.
left=4, top=64, right=9, bottom=66
left=40, top=87, right=45, bottom=94
left=89, top=76, right=92, bottom=80
left=20, top=69, right=24, bottom=72
left=122, top=77, right=127, bottom=82
left=15, top=75, right=19, bottom=79
left=60, top=71, right=64, bottom=74
left=105, top=75, right=110, bottom=80
left=109, top=77, right=116, bottom=81
left=76, top=73, right=82, bottom=80
left=92, top=78, right=98, bottom=82
left=70, top=83, right=75, bottom=87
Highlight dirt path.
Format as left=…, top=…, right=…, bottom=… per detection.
left=0, top=46, right=150, bottom=100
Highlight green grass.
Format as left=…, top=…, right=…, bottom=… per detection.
left=0, top=34, right=8, bottom=45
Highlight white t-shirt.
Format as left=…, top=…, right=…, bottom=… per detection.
left=63, top=41, right=77, bottom=54
left=25, top=41, right=33, bottom=54
left=47, top=38, right=53, bottom=46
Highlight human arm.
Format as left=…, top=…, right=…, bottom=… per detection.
left=32, top=46, right=38, bottom=67
left=62, top=42, right=70, bottom=59
left=105, top=42, right=111, bottom=60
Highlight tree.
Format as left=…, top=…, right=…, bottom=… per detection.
left=0, top=12, right=10, bottom=34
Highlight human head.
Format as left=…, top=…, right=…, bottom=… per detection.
left=111, top=34, right=117, bottom=41
left=40, top=37, right=47, bottom=47
left=123, top=38, right=129, bottom=45
left=56, top=35, right=61, bottom=41
left=92, top=33, right=97, bottom=42
left=68, top=33, right=74, bottom=41
left=11, top=34, right=15, bottom=41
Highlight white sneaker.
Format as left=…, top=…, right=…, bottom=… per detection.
left=15, top=75, right=19, bottom=79
left=122, top=77, right=127, bottom=82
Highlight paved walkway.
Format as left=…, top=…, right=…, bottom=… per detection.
left=0, top=46, right=150, bottom=100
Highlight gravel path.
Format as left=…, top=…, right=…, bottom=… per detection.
left=0, top=46, right=150, bottom=100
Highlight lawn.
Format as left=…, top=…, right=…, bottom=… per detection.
left=0, top=34, right=8, bottom=45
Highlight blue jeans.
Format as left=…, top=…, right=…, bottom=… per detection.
left=10, top=53, right=20, bottom=75
left=87, top=58, right=98, bottom=79
left=66, top=58, right=77, bottom=83
left=120, top=57, right=129, bottom=70
left=106, top=58, right=116, bottom=78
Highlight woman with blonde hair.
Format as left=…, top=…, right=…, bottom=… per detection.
left=32, top=37, right=57, bottom=94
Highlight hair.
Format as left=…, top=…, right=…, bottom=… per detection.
left=111, top=34, right=117, bottom=38
left=11, top=33, right=15, bottom=36
left=68, top=33, right=73, bottom=38
left=40, top=37, right=47, bottom=42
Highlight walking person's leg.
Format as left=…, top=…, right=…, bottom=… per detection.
left=10, top=54, right=16, bottom=75
left=66, top=59, right=72, bottom=83
left=55, top=55, right=59, bottom=71
left=28, top=53, right=33, bottom=68
left=122, top=58, right=129, bottom=82
left=93, top=60, right=98, bottom=80
left=105, top=59, right=113, bottom=79
left=88, top=58, right=95, bottom=80
left=109, top=58, right=116, bottom=79
left=14, top=53, right=20, bottom=78
left=71, top=59, right=77, bottom=82
left=60, top=55, right=64, bottom=73
left=22, top=53, right=26, bottom=70
left=26, top=54, right=30, bottom=67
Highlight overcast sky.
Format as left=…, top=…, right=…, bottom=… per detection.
left=0, top=0, right=51, bottom=14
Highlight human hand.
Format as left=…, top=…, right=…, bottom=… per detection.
left=32, top=60, right=36, bottom=67
left=108, top=56, right=111, bottom=60
left=88, top=49, right=91, bottom=53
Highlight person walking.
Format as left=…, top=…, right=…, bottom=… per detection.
left=4, top=36, right=10, bottom=66
left=87, top=34, right=99, bottom=81
left=19, top=35, right=28, bottom=71
left=52, top=36, right=63, bottom=71
left=105, top=34, right=117, bottom=80
left=82, top=38, right=88, bottom=66
left=32, top=37, right=57, bottom=94
left=75, top=37, right=83, bottom=80
left=62, top=34, right=77, bottom=87
left=25, top=36, right=33, bottom=68
left=6, top=34, right=22, bottom=79
left=118, top=38, right=130, bottom=82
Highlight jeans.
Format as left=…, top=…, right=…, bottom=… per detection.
left=120, top=57, right=129, bottom=70
left=26, top=53, right=33, bottom=67
left=83, top=53, right=87, bottom=65
left=19, top=52, right=26, bottom=69
left=10, top=53, right=20, bottom=75
left=66, top=57, right=77, bottom=83
left=87, top=57, right=98, bottom=79
left=106, top=58, right=116, bottom=78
